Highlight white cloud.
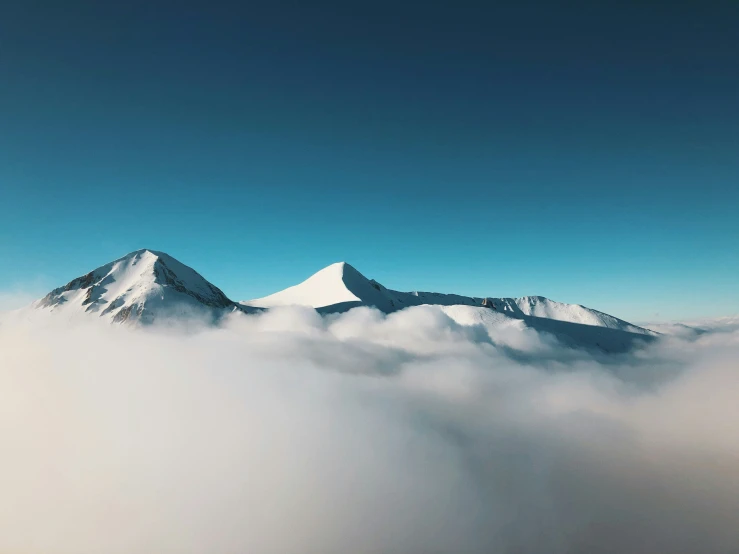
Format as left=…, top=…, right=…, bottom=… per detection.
left=0, top=307, right=738, bottom=553
left=0, top=290, right=38, bottom=311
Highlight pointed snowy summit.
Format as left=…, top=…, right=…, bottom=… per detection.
left=242, top=261, right=400, bottom=313
left=36, top=249, right=253, bottom=324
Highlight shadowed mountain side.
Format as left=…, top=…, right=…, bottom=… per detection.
left=521, top=314, right=653, bottom=353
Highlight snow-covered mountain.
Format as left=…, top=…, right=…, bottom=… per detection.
left=29, top=252, right=654, bottom=352
left=34, top=249, right=254, bottom=324
left=242, top=261, right=653, bottom=336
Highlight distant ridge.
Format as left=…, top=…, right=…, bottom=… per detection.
left=242, top=261, right=653, bottom=336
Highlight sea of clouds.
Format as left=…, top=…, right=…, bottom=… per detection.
left=1, top=305, right=738, bottom=554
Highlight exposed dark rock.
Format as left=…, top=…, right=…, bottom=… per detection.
left=64, top=271, right=95, bottom=291
left=481, top=298, right=497, bottom=310
left=154, top=258, right=234, bottom=309
left=100, top=297, right=124, bottom=316
left=112, top=305, right=133, bottom=323
left=81, top=287, right=94, bottom=305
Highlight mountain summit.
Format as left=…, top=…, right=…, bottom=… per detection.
left=36, top=249, right=251, bottom=324
left=242, top=262, right=399, bottom=313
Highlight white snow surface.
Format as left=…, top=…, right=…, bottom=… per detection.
left=243, top=261, right=653, bottom=336
left=246, top=262, right=364, bottom=309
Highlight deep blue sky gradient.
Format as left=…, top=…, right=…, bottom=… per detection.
left=1, top=1, right=737, bottom=320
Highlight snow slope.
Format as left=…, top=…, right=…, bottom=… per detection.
left=243, top=262, right=653, bottom=336
left=243, top=262, right=401, bottom=313
left=35, top=249, right=254, bottom=324
left=512, top=296, right=649, bottom=334
left=439, top=304, right=650, bottom=353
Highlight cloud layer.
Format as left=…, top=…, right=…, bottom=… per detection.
left=1, top=306, right=738, bottom=553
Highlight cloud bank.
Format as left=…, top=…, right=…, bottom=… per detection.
left=1, top=305, right=738, bottom=553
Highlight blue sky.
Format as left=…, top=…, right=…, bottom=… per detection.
left=1, top=1, right=737, bottom=321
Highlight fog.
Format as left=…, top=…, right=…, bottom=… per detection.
left=1, top=306, right=738, bottom=553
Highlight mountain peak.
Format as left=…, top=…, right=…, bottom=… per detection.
left=36, top=250, right=243, bottom=324
left=242, top=261, right=377, bottom=311
left=314, top=261, right=361, bottom=277
left=116, top=248, right=165, bottom=262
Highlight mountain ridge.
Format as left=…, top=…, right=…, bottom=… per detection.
left=243, top=260, right=653, bottom=336
left=30, top=251, right=655, bottom=351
